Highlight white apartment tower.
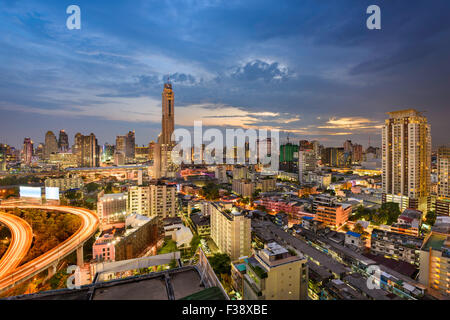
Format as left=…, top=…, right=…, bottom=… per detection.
left=209, top=202, right=251, bottom=261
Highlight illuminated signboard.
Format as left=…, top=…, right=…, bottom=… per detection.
left=19, top=186, right=42, bottom=199
left=45, top=187, right=60, bottom=200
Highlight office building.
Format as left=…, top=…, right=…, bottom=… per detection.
left=209, top=202, right=251, bottom=261
left=44, top=131, right=58, bottom=160
left=243, top=242, right=308, bottom=300
left=22, top=137, right=33, bottom=165
left=58, top=130, right=69, bottom=152
left=73, top=133, right=100, bottom=167
left=382, top=109, right=431, bottom=212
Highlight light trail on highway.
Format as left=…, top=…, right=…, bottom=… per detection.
left=0, top=212, right=33, bottom=279
left=0, top=205, right=99, bottom=292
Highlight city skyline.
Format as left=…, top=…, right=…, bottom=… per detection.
left=1, top=1, right=450, bottom=148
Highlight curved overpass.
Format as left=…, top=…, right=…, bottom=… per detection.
left=0, top=212, right=33, bottom=279
left=0, top=205, right=99, bottom=292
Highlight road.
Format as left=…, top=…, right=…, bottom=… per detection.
left=0, top=205, right=99, bottom=292
left=0, top=212, right=33, bottom=279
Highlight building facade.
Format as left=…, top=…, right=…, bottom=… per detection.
left=382, top=109, right=431, bottom=212
left=149, top=181, right=177, bottom=219
left=209, top=202, right=251, bottom=261
left=243, top=242, right=308, bottom=300
left=97, top=192, right=127, bottom=223
left=73, top=133, right=100, bottom=167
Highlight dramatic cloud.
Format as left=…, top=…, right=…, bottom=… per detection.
left=0, top=0, right=449, bottom=147
left=230, top=60, right=293, bottom=82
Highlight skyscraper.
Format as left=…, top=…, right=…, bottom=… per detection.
left=153, top=81, right=176, bottom=178
left=22, top=137, right=33, bottom=165
left=58, top=130, right=69, bottom=152
left=44, top=131, right=58, bottom=160
left=160, top=82, right=175, bottom=146
left=437, top=146, right=449, bottom=198
left=382, top=109, right=431, bottom=211
left=115, top=131, right=135, bottom=164
left=73, top=133, right=100, bottom=167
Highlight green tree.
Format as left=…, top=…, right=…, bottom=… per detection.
left=85, top=182, right=100, bottom=193
left=169, top=258, right=178, bottom=269
left=425, top=211, right=437, bottom=226
left=379, top=202, right=401, bottom=225
left=190, top=235, right=201, bottom=254
left=158, top=239, right=178, bottom=254
left=352, top=223, right=365, bottom=234
left=209, top=253, right=231, bottom=276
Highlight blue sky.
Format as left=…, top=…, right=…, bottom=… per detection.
left=0, top=0, right=449, bottom=148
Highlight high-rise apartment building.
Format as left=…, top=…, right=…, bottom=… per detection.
left=232, top=165, right=248, bottom=180
left=243, top=242, right=308, bottom=300
left=321, top=147, right=346, bottom=167
left=73, top=133, right=100, bottom=167
left=149, top=181, right=177, bottom=219
left=382, top=109, right=431, bottom=211
left=58, top=130, right=69, bottom=152
left=232, top=179, right=255, bottom=198
left=209, top=202, right=251, bottom=261
left=127, top=185, right=150, bottom=216
left=22, top=137, right=33, bottom=165
left=44, top=131, right=58, bottom=160
left=437, top=146, right=449, bottom=198
left=298, top=150, right=317, bottom=183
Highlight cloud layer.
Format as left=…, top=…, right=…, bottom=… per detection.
left=0, top=0, right=449, bottom=148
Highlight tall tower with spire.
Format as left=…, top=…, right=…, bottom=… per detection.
left=159, top=81, right=174, bottom=146
left=153, top=80, right=176, bottom=179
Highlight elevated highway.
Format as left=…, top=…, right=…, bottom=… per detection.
left=0, top=205, right=99, bottom=293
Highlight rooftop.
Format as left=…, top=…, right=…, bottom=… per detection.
left=5, top=266, right=226, bottom=300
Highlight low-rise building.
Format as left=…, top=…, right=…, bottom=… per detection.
left=344, top=231, right=366, bottom=250
left=45, top=175, right=83, bottom=191
left=190, top=213, right=211, bottom=236
left=243, top=242, right=308, bottom=300
left=370, top=229, right=423, bottom=266
left=314, top=196, right=351, bottom=229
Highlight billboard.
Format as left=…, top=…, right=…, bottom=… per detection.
left=45, top=187, right=60, bottom=200
left=19, top=186, right=42, bottom=199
